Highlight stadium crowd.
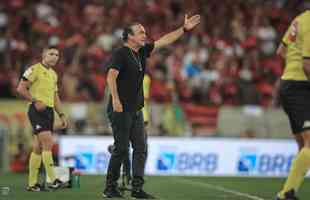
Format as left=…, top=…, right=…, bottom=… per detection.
left=1, top=0, right=305, bottom=172
left=0, top=0, right=303, bottom=107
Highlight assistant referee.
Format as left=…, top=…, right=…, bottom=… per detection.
left=103, top=14, right=200, bottom=199
left=275, top=9, right=310, bottom=200
left=17, top=46, right=67, bottom=191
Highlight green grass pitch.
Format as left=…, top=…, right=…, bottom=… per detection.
left=0, top=174, right=310, bottom=200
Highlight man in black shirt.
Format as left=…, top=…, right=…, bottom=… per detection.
left=103, top=14, right=200, bottom=199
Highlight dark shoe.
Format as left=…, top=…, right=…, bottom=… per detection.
left=103, top=187, right=123, bottom=198
left=275, top=189, right=299, bottom=200
left=131, top=189, right=155, bottom=199
left=48, top=179, right=64, bottom=190
left=26, top=183, right=47, bottom=192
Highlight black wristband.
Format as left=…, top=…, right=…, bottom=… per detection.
left=59, top=113, right=65, bottom=117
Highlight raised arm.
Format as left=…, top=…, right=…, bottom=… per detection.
left=154, top=14, right=200, bottom=50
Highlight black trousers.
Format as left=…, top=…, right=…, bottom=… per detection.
left=106, top=110, right=147, bottom=189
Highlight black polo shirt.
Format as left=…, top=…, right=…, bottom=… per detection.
left=107, top=42, right=154, bottom=112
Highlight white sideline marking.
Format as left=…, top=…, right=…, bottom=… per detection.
left=178, top=178, right=266, bottom=200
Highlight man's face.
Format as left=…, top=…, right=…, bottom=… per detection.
left=129, top=24, right=147, bottom=47
left=42, top=48, right=59, bottom=67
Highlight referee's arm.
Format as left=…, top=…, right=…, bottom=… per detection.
left=16, top=78, right=34, bottom=102
left=54, top=92, right=68, bottom=129
left=303, top=59, right=310, bottom=80
left=302, top=29, right=310, bottom=79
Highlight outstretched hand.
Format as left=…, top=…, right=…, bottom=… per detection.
left=184, top=14, right=201, bottom=31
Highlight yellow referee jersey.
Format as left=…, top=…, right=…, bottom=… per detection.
left=23, top=63, right=58, bottom=107
left=281, top=11, right=310, bottom=81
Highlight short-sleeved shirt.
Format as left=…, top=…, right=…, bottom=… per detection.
left=281, top=11, right=310, bottom=81
left=22, top=63, right=58, bottom=107
left=107, top=43, right=154, bottom=112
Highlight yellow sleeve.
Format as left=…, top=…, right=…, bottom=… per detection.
left=22, top=66, right=37, bottom=82
left=301, top=17, right=310, bottom=58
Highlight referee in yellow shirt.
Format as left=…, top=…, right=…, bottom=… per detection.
left=17, top=46, right=67, bottom=191
left=276, top=9, right=310, bottom=200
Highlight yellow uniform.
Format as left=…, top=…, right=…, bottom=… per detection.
left=277, top=10, right=310, bottom=199
left=281, top=11, right=310, bottom=80
left=23, top=62, right=59, bottom=188
left=23, top=63, right=58, bottom=107
left=142, top=75, right=151, bottom=123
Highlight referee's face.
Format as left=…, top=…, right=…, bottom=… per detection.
left=42, top=49, right=60, bottom=67
left=130, top=24, right=146, bottom=47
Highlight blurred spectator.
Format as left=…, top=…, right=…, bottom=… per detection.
left=0, top=0, right=303, bottom=107
left=2, top=1, right=306, bottom=177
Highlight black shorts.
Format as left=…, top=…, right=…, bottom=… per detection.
left=279, top=80, right=310, bottom=134
left=28, top=103, right=54, bottom=134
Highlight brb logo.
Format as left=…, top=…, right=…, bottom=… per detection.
left=237, top=150, right=295, bottom=175
left=157, top=152, right=176, bottom=171
left=238, top=153, right=257, bottom=172
left=76, top=151, right=93, bottom=170
left=75, top=150, right=110, bottom=173
left=156, top=151, right=218, bottom=173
